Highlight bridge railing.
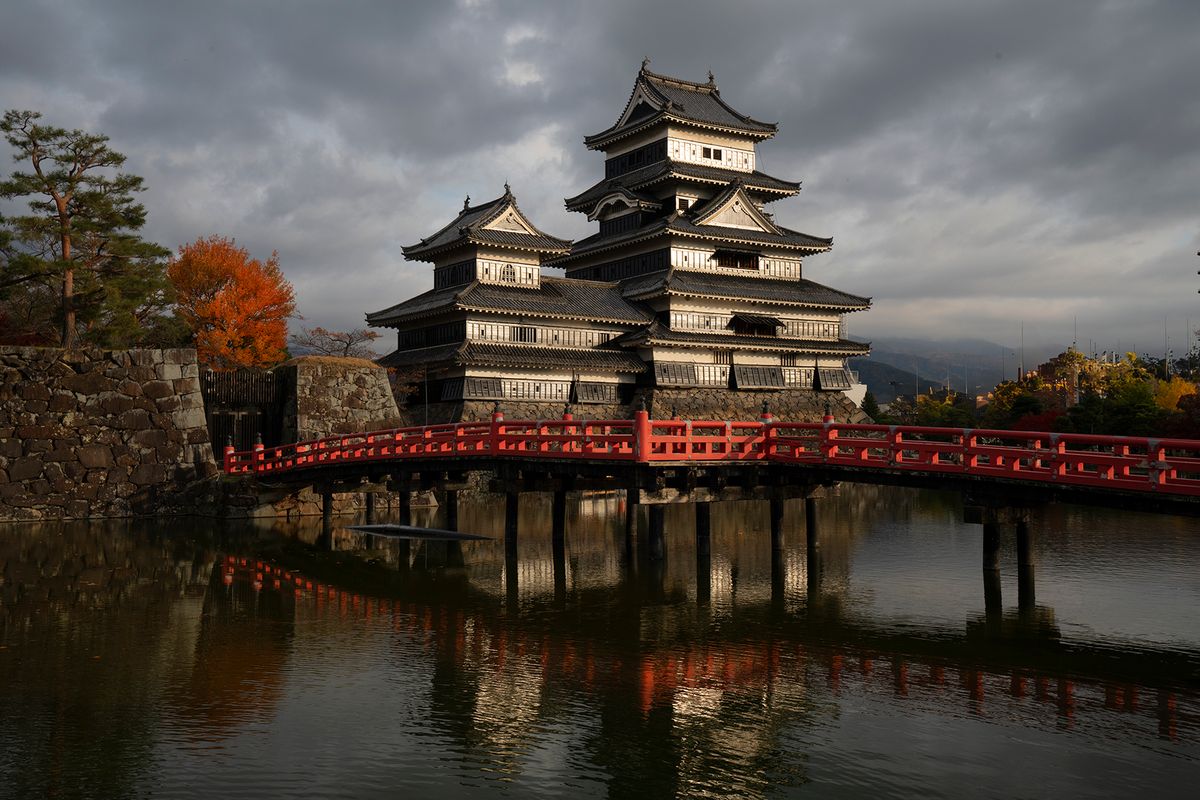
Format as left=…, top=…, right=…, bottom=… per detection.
left=222, top=414, right=1200, bottom=497
left=769, top=423, right=1200, bottom=496
left=644, top=418, right=768, bottom=461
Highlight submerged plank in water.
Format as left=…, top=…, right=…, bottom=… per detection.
left=346, top=524, right=491, bottom=541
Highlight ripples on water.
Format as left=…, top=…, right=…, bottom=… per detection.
left=0, top=485, right=1197, bottom=798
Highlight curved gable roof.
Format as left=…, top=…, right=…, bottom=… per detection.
left=585, top=63, right=778, bottom=149
left=403, top=186, right=572, bottom=261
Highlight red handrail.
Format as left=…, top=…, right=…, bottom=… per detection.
left=223, top=418, right=1200, bottom=498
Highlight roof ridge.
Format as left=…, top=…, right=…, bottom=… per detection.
left=640, top=67, right=716, bottom=95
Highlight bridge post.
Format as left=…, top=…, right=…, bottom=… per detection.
left=552, top=528, right=567, bottom=605
left=805, top=497, right=821, bottom=594
left=398, top=489, right=411, bottom=527
left=695, top=503, right=712, bottom=601
left=772, top=538, right=786, bottom=613
left=982, top=522, right=1002, bottom=572
left=504, top=492, right=520, bottom=553
left=633, top=403, right=652, bottom=462
left=445, top=489, right=459, bottom=531
left=321, top=489, right=333, bottom=540
left=552, top=490, right=567, bottom=544
left=1017, top=520, right=1036, bottom=610
left=695, top=502, right=711, bottom=557
left=648, top=504, right=665, bottom=561
left=983, top=568, right=1003, bottom=623
left=624, top=492, right=638, bottom=559
left=505, top=544, right=519, bottom=610
left=770, top=497, right=785, bottom=551
left=364, top=491, right=375, bottom=524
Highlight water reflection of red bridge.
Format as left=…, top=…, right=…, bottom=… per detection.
left=221, top=556, right=1194, bottom=744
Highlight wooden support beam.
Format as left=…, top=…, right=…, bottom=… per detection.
left=624, top=491, right=638, bottom=559
left=551, top=490, right=567, bottom=543
left=398, top=490, right=411, bottom=527
left=691, top=503, right=710, bottom=606
left=648, top=504, right=665, bottom=562
left=770, top=497, right=785, bottom=552
left=982, top=522, right=1002, bottom=572
left=694, top=502, right=711, bottom=557
left=505, top=492, right=520, bottom=553
left=984, top=569, right=1003, bottom=622
left=445, top=489, right=459, bottom=531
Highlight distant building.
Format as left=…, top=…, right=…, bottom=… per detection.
left=369, top=63, right=871, bottom=422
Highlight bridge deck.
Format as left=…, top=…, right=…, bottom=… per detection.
left=224, top=411, right=1200, bottom=512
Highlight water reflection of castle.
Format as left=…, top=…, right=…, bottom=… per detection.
left=220, top=504, right=1193, bottom=758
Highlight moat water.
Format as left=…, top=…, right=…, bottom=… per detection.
left=1, top=485, right=1197, bottom=799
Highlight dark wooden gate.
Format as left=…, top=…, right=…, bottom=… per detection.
left=201, top=369, right=285, bottom=450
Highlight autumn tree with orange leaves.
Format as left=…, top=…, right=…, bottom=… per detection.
left=169, top=235, right=295, bottom=368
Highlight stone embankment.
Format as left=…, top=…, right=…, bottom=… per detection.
left=402, top=391, right=863, bottom=426
left=278, top=356, right=403, bottom=442
left=0, top=347, right=216, bottom=521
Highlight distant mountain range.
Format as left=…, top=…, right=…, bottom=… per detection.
left=849, top=335, right=1063, bottom=403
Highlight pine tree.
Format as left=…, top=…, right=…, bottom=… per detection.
left=0, top=110, right=172, bottom=347
left=862, top=390, right=881, bottom=420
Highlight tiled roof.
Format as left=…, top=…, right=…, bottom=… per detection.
left=585, top=66, right=777, bottom=148
left=456, top=343, right=646, bottom=372
left=377, top=343, right=462, bottom=369
left=550, top=211, right=832, bottom=265
left=378, top=342, right=646, bottom=373
left=366, top=285, right=463, bottom=324
left=612, top=321, right=870, bottom=353
left=403, top=187, right=571, bottom=261
left=366, top=276, right=654, bottom=327
left=670, top=217, right=832, bottom=249
left=565, top=160, right=799, bottom=212
left=621, top=269, right=872, bottom=310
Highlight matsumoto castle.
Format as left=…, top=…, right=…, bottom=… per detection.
left=368, top=63, right=872, bottom=422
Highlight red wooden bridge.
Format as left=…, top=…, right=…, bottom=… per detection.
left=225, top=409, right=1200, bottom=507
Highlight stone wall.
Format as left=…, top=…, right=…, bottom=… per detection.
left=278, top=356, right=403, bottom=442
left=0, top=347, right=217, bottom=521
left=644, top=387, right=870, bottom=424
left=402, top=390, right=865, bottom=426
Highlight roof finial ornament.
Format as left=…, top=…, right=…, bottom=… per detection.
left=707, top=69, right=715, bottom=86
left=463, top=194, right=471, bottom=211
left=503, top=180, right=511, bottom=196
left=641, top=56, right=651, bottom=71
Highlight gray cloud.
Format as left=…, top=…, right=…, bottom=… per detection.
left=2, top=0, right=1197, bottom=358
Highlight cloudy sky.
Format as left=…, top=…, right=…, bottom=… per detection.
left=3, top=0, right=1198, bottom=358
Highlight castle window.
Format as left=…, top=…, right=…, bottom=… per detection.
left=714, top=250, right=759, bottom=270
left=512, top=325, right=538, bottom=343
left=678, top=198, right=690, bottom=210
left=501, top=264, right=516, bottom=282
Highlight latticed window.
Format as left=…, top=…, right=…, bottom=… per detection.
left=654, top=362, right=699, bottom=387
left=512, top=325, right=538, bottom=343
left=734, top=365, right=786, bottom=389
left=501, top=264, right=516, bottom=282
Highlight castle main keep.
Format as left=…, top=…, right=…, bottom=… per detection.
left=368, top=63, right=871, bottom=423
